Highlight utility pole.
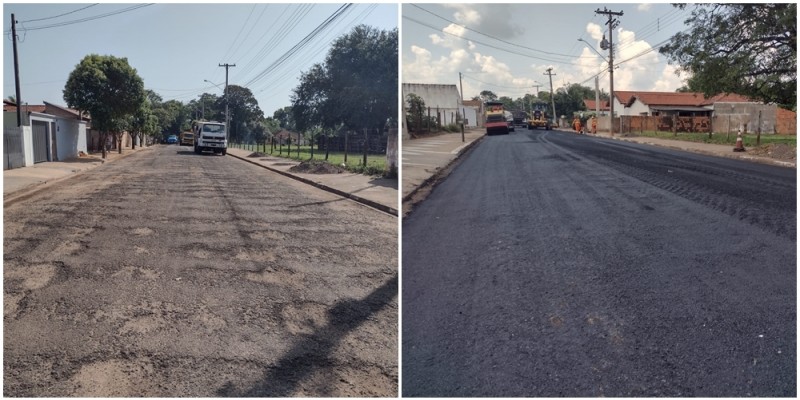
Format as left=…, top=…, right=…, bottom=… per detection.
left=596, top=7, right=623, bottom=136
left=219, top=63, right=236, bottom=141
left=11, top=14, right=23, bottom=127
left=544, top=68, right=557, bottom=127
left=459, top=72, right=464, bottom=101
left=530, top=83, right=542, bottom=114
left=595, top=76, right=600, bottom=117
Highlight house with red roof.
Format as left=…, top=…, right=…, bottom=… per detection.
left=598, top=91, right=794, bottom=135
left=612, top=91, right=752, bottom=117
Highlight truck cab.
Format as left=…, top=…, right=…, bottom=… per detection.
left=192, top=121, right=227, bottom=155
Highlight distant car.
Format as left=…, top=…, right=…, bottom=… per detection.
left=179, top=132, right=194, bottom=146
left=166, top=135, right=178, bottom=144
left=506, top=118, right=515, bottom=132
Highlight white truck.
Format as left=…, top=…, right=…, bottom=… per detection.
left=192, top=121, right=227, bottom=155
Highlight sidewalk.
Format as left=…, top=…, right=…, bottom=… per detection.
left=3, top=146, right=150, bottom=205
left=587, top=129, right=796, bottom=168
left=225, top=147, right=398, bottom=216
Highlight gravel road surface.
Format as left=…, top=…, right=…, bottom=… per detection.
left=4, top=145, right=397, bottom=396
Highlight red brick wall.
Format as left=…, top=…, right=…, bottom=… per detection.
left=776, top=107, right=796, bottom=135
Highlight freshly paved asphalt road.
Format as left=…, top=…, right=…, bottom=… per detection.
left=4, top=145, right=397, bottom=396
left=402, top=129, right=795, bottom=397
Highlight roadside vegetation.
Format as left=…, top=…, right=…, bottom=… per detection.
left=631, top=131, right=796, bottom=148
left=229, top=143, right=387, bottom=176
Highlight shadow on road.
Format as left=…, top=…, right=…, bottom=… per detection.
left=216, top=275, right=398, bottom=397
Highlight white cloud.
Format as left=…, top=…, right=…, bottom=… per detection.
left=651, top=64, right=685, bottom=91
left=442, top=4, right=524, bottom=39
left=638, top=4, right=653, bottom=12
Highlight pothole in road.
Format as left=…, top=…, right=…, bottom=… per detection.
left=248, top=230, right=287, bottom=241
left=68, top=358, right=155, bottom=397
left=235, top=249, right=277, bottom=262
left=54, top=241, right=85, bottom=256
left=245, top=267, right=302, bottom=286
left=111, top=266, right=161, bottom=281
left=280, top=302, right=329, bottom=336
left=131, top=227, right=154, bottom=236
left=5, top=262, right=57, bottom=291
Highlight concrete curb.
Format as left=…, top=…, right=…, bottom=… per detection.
left=3, top=147, right=151, bottom=207
left=228, top=152, right=398, bottom=217
left=401, top=133, right=486, bottom=203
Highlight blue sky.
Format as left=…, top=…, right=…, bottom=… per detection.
left=402, top=3, right=691, bottom=100
left=3, top=2, right=398, bottom=118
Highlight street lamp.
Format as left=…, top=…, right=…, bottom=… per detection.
left=577, top=38, right=608, bottom=62
left=204, top=79, right=229, bottom=141
left=578, top=38, right=607, bottom=122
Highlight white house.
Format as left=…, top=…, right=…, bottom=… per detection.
left=402, top=83, right=472, bottom=129
left=3, top=101, right=88, bottom=169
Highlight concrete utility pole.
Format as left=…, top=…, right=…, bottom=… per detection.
left=11, top=14, right=22, bottom=127
left=596, top=7, right=623, bottom=136
left=459, top=72, right=464, bottom=101
left=544, top=68, right=557, bottom=127
left=219, top=63, right=236, bottom=141
left=595, top=76, right=600, bottom=116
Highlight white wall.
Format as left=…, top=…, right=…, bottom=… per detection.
left=22, top=125, right=33, bottom=166
left=55, top=118, right=87, bottom=160
left=626, top=99, right=651, bottom=116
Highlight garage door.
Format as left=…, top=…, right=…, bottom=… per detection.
left=32, top=120, right=49, bottom=163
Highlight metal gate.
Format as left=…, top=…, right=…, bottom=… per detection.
left=3, top=127, right=25, bottom=170
left=32, top=120, right=49, bottom=163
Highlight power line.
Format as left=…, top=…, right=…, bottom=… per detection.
left=19, top=4, right=99, bottom=23
left=228, top=5, right=270, bottom=64
left=10, top=4, right=153, bottom=32
left=461, top=73, right=533, bottom=90
left=243, top=4, right=353, bottom=88
left=410, top=4, right=597, bottom=61
left=234, top=4, right=315, bottom=81
left=403, top=15, right=584, bottom=66
left=251, top=3, right=372, bottom=95
left=219, top=4, right=258, bottom=64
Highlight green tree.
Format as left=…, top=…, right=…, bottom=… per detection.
left=405, top=93, right=426, bottom=133
left=325, top=25, right=398, bottom=132
left=479, top=90, right=498, bottom=102
left=659, top=3, right=796, bottom=109
left=292, top=63, right=332, bottom=158
left=187, top=93, right=220, bottom=121
left=498, top=96, right=515, bottom=111
left=220, top=85, right=264, bottom=143
left=63, top=54, right=145, bottom=158
left=273, top=106, right=295, bottom=131
left=129, top=100, right=153, bottom=150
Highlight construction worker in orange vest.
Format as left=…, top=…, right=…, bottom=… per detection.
left=572, top=116, right=582, bottom=134
left=591, top=115, right=597, bottom=134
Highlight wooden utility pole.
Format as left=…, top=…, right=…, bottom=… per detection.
left=596, top=8, right=623, bottom=136
left=11, top=14, right=22, bottom=127
left=544, top=68, right=557, bottom=127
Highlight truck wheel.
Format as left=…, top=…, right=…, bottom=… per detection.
left=221, top=149, right=227, bottom=156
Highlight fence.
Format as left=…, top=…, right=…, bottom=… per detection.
left=616, top=113, right=793, bottom=136
left=4, top=127, right=25, bottom=170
